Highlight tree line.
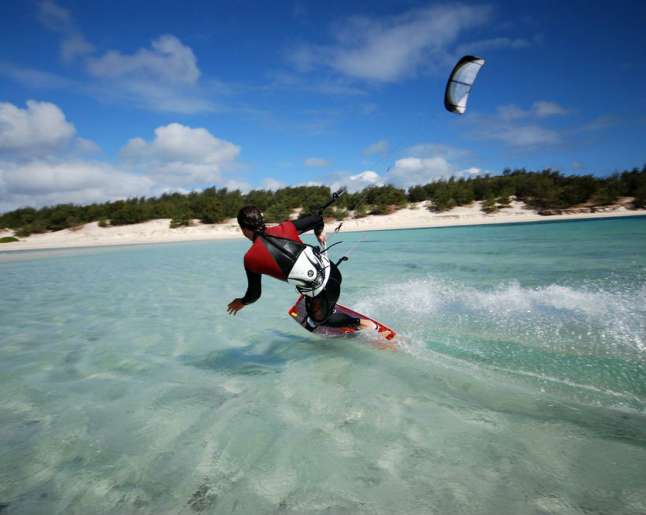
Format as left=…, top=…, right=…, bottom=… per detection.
left=1, top=166, right=645, bottom=237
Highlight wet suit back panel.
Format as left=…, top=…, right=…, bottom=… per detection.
left=289, top=296, right=397, bottom=340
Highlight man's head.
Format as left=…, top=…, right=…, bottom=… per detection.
left=237, top=206, right=265, bottom=240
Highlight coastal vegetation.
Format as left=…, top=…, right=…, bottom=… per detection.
left=1, top=167, right=644, bottom=236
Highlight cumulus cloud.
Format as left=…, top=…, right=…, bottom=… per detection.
left=25, top=4, right=218, bottom=114
left=363, top=139, right=389, bottom=156
left=0, top=103, right=244, bottom=212
left=0, top=100, right=76, bottom=156
left=262, top=177, right=285, bottom=191
left=385, top=156, right=456, bottom=187
left=120, top=123, right=240, bottom=186
left=75, top=137, right=102, bottom=155
left=290, top=4, right=491, bottom=82
left=304, top=157, right=330, bottom=167
left=330, top=170, right=383, bottom=192
left=87, top=35, right=200, bottom=84
left=0, top=160, right=154, bottom=211
left=84, top=35, right=214, bottom=114
left=324, top=141, right=484, bottom=191
left=467, top=100, right=569, bottom=148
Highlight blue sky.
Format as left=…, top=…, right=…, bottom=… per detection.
left=1, top=0, right=645, bottom=211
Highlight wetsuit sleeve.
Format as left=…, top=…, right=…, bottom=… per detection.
left=292, top=214, right=324, bottom=235
left=240, top=267, right=262, bottom=305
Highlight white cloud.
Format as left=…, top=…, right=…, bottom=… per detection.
left=0, top=102, right=148, bottom=211
left=0, top=100, right=76, bottom=156
left=0, top=104, right=244, bottom=211
left=262, top=177, right=285, bottom=191
left=497, top=101, right=568, bottom=121
left=330, top=170, right=383, bottom=192
left=85, top=35, right=214, bottom=114
left=0, top=160, right=154, bottom=211
left=325, top=143, right=484, bottom=191
left=467, top=101, right=568, bottom=148
left=363, top=139, right=389, bottom=156
left=222, top=179, right=251, bottom=193
left=533, top=101, right=568, bottom=117
left=35, top=2, right=212, bottom=114
left=75, top=137, right=101, bottom=155
left=304, top=157, right=330, bottom=167
left=385, top=156, right=455, bottom=187
left=293, top=4, right=491, bottom=82
left=120, top=123, right=240, bottom=186
left=87, top=35, right=200, bottom=84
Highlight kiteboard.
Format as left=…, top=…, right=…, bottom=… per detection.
left=288, top=295, right=396, bottom=341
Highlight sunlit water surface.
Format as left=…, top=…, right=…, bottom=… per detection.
left=1, top=217, right=646, bottom=514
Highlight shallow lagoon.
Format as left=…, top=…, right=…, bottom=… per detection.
left=1, top=217, right=646, bottom=514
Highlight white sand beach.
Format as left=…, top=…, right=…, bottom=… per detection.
left=1, top=200, right=645, bottom=252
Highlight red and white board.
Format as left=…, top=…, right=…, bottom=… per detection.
left=288, top=295, right=396, bottom=341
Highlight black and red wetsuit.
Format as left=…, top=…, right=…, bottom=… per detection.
left=239, top=214, right=358, bottom=328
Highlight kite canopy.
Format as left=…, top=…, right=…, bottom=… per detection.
left=444, top=55, right=485, bottom=115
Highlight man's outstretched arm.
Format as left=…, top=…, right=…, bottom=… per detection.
left=228, top=268, right=261, bottom=315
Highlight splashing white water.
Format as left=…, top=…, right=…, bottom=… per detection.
left=356, top=277, right=646, bottom=355
left=355, top=277, right=646, bottom=407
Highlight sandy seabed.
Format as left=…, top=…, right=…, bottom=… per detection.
left=1, top=201, right=645, bottom=252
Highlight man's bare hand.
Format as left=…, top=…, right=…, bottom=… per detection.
left=227, top=298, right=245, bottom=315
left=316, top=230, right=327, bottom=247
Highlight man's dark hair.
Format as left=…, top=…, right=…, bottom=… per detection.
left=237, top=206, right=266, bottom=232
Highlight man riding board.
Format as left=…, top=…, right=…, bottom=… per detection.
left=227, top=204, right=372, bottom=332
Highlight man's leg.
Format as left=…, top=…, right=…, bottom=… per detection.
left=304, top=263, right=360, bottom=329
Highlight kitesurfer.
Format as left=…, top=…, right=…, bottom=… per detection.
left=227, top=205, right=366, bottom=331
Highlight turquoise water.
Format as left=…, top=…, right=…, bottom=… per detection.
left=1, top=217, right=646, bottom=514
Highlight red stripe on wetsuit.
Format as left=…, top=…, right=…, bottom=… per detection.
left=239, top=215, right=323, bottom=305
left=244, top=221, right=303, bottom=280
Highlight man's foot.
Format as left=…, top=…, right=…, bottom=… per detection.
left=302, top=317, right=318, bottom=332
left=359, top=318, right=379, bottom=331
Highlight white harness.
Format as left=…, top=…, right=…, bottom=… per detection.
left=287, top=245, right=331, bottom=297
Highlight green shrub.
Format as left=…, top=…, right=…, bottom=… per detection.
left=15, top=221, right=48, bottom=237
left=170, top=216, right=192, bottom=228
left=497, top=195, right=512, bottom=207
left=0, top=236, right=19, bottom=243
left=98, top=218, right=110, bottom=228
left=633, top=185, right=646, bottom=209
left=481, top=197, right=498, bottom=214
left=333, top=208, right=348, bottom=221
left=353, top=204, right=369, bottom=218
left=264, top=202, right=292, bottom=222
left=370, top=203, right=391, bottom=215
